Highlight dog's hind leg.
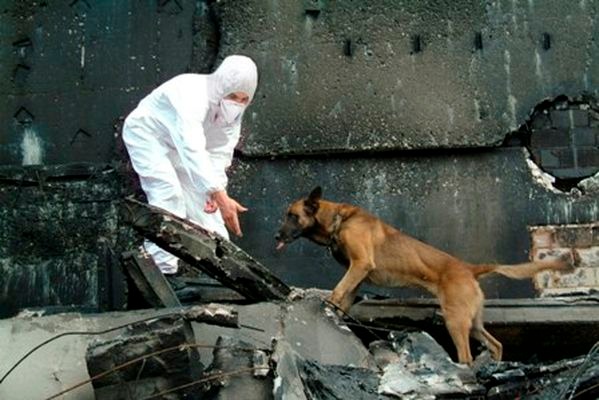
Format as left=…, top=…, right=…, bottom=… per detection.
left=443, top=310, right=473, bottom=366
left=439, top=278, right=480, bottom=366
left=470, top=309, right=503, bottom=361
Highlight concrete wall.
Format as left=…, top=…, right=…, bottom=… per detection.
left=0, top=0, right=597, bottom=316
left=228, top=148, right=597, bottom=298
left=219, top=0, right=599, bottom=155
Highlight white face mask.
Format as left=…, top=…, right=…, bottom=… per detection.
left=219, top=99, right=245, bottom=124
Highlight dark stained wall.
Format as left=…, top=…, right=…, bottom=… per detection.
left=0, top=1, right=218, bottom=317
left=0, top=0, right=597, bottom=316
left=218, top=0, right=599, bottom=155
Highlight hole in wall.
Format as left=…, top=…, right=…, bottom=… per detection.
left=503, top=94, right=599, bottom=194
left=343, top=38, right=353, bottom=57
left=410, top=35, right=422, bottom=54
left=542, top=32, right=551, bottom=51
left=473, top=32, right=483, bottom=51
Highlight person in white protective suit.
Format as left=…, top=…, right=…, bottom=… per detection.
left=122, top=55, right=258, bottom=275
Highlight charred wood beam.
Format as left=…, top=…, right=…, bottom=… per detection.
left=122, top=197, right=291, bottom=302
left=350, top=298, right=599, bottom=325
left=121, top=250, right=182, bottom=308
left=350, top=298, right=599, bottom=362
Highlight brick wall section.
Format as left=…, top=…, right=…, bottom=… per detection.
left=530, top=103, right=599, bottom=180
left=530, top=223, right=599, bottom=296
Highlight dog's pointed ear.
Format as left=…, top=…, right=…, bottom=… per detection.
left=304, top=186, right=322, bottom=215
left=308, top=186, right=322, bottom=201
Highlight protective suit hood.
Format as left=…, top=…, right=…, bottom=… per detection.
left=208, top=55, right=258, bottom=105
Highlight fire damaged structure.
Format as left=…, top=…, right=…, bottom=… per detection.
left=0, top=0, right=598, bottom=399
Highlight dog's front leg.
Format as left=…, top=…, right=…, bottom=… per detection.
left=329, top=260, right=372, bottom=314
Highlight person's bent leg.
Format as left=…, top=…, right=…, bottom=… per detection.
left=123, top=117, right=185, bottom=274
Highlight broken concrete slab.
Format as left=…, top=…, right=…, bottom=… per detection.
left=192, top=289, right=375, bottom=370
left=0, top=301, right=597, bottom=400
left=122, top=197, right=291, bottom=302
left=281, top=289, right=376, bottom=370
left=378, top=331, right=485, bottom=399
left=272, top=338, right=383, bottom=400
left=0, top=292, right=375, bottom=399
left=271, top=339, right=308, bottom=400
left=0, top=309, right=176, bottom=400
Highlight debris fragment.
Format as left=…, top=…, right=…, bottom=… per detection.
left=200, top=336, right=273, bottom=399
left=378, top=331, right=485, bottom=399
left=85, top=312, right=203, bottom=399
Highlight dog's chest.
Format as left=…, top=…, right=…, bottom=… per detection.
left=366, top=264, right=437, bottom=293
left=328, top=243, right=349, bottom=267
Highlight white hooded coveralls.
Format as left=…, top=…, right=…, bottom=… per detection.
left=122, top=55, right=258, bottom=274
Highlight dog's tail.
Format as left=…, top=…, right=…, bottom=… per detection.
left=471, top=258, right=573, bottom=280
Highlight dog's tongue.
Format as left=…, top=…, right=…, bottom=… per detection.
left=275, top=241, right=286, bottom=251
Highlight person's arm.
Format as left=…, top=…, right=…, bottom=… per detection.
left=204, top=123, right=248, bottom=236
left=168, top=107, right=246, bottom=236
left=209, top=190, right=247, bottom=236
left=209, top=122, right=241, bottom=189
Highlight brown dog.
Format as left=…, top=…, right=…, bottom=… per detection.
left=275, top=187, right=572, bottom=365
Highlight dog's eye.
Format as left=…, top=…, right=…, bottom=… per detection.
left=287, top=212, right=298, bottom=221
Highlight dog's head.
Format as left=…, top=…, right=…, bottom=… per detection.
left=275, top=186, right=322, bottom=250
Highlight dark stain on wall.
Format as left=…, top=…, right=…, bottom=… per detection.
left=0, top=1, right=597, bottom=316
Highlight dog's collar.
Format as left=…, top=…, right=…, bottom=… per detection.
left=326, top=212, right=344, bottom=248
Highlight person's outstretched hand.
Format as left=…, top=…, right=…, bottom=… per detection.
left=204, top=190, right=248, bottom=236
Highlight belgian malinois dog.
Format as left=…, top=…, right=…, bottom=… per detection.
left=275, top=187, right=573, bottom=365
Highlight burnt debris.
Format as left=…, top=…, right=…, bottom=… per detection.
left=122, top=197, right=291, bottom=302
